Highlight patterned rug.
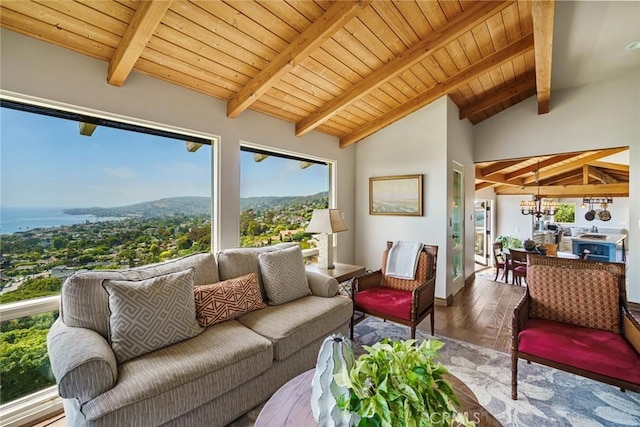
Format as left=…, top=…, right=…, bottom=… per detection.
left=354, top=317, right=640, bottom=427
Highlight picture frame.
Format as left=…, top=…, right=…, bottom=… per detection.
left=369, top=174, right=423, bottom=216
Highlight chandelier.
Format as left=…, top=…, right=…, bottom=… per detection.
left=520, top=161, right=557, bottom=218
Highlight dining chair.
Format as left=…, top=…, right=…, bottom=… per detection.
left=509, top=249, right=528, bottom=286
left=492, top=242, right=509, bottom=282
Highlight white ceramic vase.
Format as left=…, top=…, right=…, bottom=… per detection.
left=310, top=334, right=355, bottom=427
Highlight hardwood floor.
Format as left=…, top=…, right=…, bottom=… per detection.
left=423, top=273, right=525, bottom=354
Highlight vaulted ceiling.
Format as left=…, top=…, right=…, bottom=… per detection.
left=475, top=147, right=630, bottom=198
left=0, top=0, right=554, bottom=147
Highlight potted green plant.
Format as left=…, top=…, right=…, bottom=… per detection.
left=495, top=235, right=523, bottom=249
left=335, top=338, right=473, bottom=427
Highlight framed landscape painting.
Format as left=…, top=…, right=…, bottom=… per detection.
left=369, top=174, right=423, bottom=216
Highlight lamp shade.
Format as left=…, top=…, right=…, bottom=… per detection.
left=306, top=209, right=348, bottom=234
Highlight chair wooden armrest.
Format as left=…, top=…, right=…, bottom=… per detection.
left=512, top=291, right=530, bottom=337
left=352, top=270, right=383, bottom=294
left=414, top=277, right=435, bottom=313
left=623, top=307, right=640, bottom=354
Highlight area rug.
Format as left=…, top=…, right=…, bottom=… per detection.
left=354, top=317, right=640, bottom=427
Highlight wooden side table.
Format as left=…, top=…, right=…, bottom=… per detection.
left=305, top=263, right=366, bottom=284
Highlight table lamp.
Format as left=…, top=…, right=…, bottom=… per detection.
left=306, top=209, right=348, bottom=269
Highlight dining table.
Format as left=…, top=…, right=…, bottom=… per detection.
left=500, top=248, right=579, bottom=284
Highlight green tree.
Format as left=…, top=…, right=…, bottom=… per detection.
left=554, top=203, right=575, bottom=223
left=0, top=277, right=62, bottom=304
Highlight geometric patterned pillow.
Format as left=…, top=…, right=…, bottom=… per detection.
left=527, top=264, right=620, bottom=333
left=102, top=268, right=203, bottom=363
left=193, top=273, right=266, bottom=328
left=381, top=249, right=431, bottom=291
left=258, top=245, right=310, bottom=305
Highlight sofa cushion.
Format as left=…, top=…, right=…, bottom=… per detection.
left=519, top=318, right=640, bottom=385
left=80, top=320, right=273, bottom=422
left=259, top=245, right=310, bottom=305
left=194, top=273, right=266, bottom=328
left=61, top=252, right=219, bottom=339
left=216, top=243, right=297, bottom=300
left=527, top=264, right=620, bottom=333
left=237, top=295, right=352, bottom=360
left=102, top=269, right=203, bottom=363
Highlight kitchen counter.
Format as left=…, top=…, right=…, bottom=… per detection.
left=571, top=233, right=627, bottom=244
left=570, top=233, right=627, bottom=262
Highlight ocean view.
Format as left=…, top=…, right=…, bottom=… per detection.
left=0, top=207, right=106, bottom=234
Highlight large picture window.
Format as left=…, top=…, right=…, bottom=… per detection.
left=240, top=146, right=330, bottom=249
left=0, top=103, right=214, bottom=405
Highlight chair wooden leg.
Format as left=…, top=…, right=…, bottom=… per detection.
left=430, top=312, right=435, bottom=336
left=494, top=268, right=500, bottom=281
left=511, top=351, right=518, bottom=400
left=349, top=314, right=354, bottom=340
left=410, top=326, right=416, bottom=339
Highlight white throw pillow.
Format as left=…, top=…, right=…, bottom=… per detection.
left=258, top=245, right=310, bottom=305
left=102, top=268, right=202, bottom=363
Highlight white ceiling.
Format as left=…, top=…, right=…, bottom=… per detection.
left=552, top=1, right=640, bottom=91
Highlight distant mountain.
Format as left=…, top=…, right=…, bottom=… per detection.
left=64, top=192, right=328, bottom=218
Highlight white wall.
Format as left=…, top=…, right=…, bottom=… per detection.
left=355, top=97, right=449, bottom=299
left=0, top=29, right=357, bottom=261
left=495, top=196, right=534, bottom=243
left=474, top=70, right=640, bottom=302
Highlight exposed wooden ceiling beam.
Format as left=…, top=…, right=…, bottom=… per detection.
left=340, top=33, right=534, bottom=147
left=582, top=164, right=592, bottom=185
left=108, top=1, right=172, bottom=86
left=531, top=0, right=555, bottom=114
left=522, top=147, right=628, bottom=184
left=588, top=161, right=629, bottom=172
left=295, top=1, right=511, bottom=137
left=479, top=159, right=525, bottom=177
left=475, top=182, right=496, bottom=191
left=460, top=78, right=536, bottom=120
left=498, top=183, right=628, bottom=198
left=504, top=153, right=578, bottom=180
left=227, top=0, right=371, bottom=118
left=475, top=170, right=523, bottom=186
left=540, top=169, right=582, bottom=185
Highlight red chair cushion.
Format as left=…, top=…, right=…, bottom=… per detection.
left=514, top=266, right=527, bottom=274
left=518, top=318, right=640, bottom=385
left=354, top=287, right=412, bottom=321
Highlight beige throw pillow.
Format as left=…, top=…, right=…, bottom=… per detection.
left=258, top=245, right=310, bottom=305
left=102, top=268, right=202, bottom=363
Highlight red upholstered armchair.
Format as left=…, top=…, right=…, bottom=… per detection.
left=512, top=254, right=640, bottom=400
left=350, top=242, right=438, bottom=340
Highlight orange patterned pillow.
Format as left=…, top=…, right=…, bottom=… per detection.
left=194, top=273, right=266, bottom=328
left=527, top=265, right=620, bottom=333
left=381, top=250, right=431, bottom=291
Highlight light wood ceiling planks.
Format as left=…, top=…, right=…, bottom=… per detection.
left=475, top=148, right=630, bottom=197
left=0, top=0, right=549, bottom=146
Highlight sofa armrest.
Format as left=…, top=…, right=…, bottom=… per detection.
left=47, top=319, right=117, bottom=403
left=623, top=308, right=640, bottom=354
left=352, top=270, right=383, bottom=294
left=306, top=271, right=339, bottom=297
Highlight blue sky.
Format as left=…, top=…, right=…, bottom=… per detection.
left=1, top=107, right=327, bottom=208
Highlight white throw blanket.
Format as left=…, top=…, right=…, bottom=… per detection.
left=385, top=241, right=424, bottom=280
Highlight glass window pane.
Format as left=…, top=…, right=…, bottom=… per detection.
left=240, top=149, right=329, bottom=249
left=0, top=310, right=58, bottom=404
left=1, top=106, right=212, bottom=303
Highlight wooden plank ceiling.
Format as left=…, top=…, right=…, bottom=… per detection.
left=0, top=0, right=552, bottom=147
left=476, top=147, right=630, bottom=197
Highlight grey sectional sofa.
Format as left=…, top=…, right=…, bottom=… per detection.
left=47, top=243, right=353, bottom=426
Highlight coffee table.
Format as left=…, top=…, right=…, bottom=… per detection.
left=255, top=368, right=501, bottom=426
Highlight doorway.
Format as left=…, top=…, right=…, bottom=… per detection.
left=474, top=200, right=492, bottom=266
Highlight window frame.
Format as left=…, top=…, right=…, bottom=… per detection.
left=239, top=142, right=337, bottom=256
left=0, top=90, right=221, bottom=423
